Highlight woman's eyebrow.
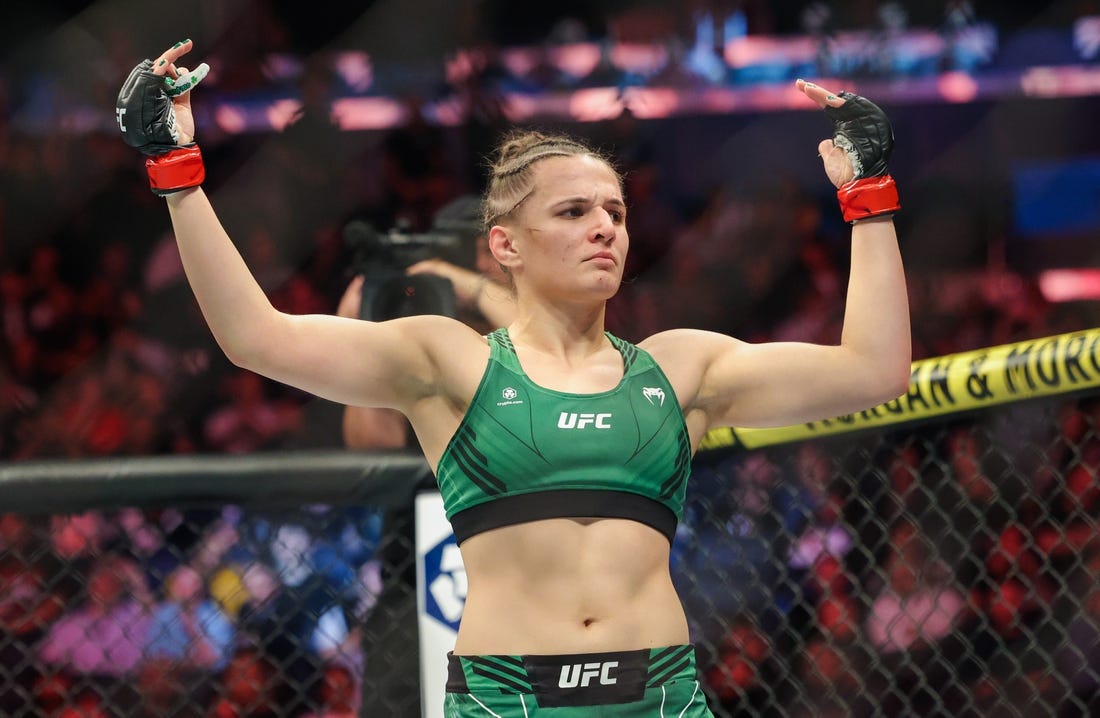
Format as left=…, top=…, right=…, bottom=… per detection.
left=551, top=196, right=626, bottom=208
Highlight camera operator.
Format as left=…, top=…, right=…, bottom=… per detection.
left=404, top=240, right=515, bottom=335
left=339, top=199, right=515, bottom=450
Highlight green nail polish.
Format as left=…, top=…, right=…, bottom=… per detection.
left=173, top=41, right=182, bottom=48
left=158, top=59, right=166, bottom=66
left=827, top=94, right=836, bottom=100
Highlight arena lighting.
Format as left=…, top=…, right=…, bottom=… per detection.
left=724, top=35, right=817, bottom=72
left=567, top=87, right=624, bottom=122
left=21, top=22, right=1100, bottom=136
left=333, top=52, right=374, bottom=93
left=213, top=104, right=251, bottom=135
left=621, top=87, right=680, bottom=119
left=546, top=42, right=602, bottom=80
left=1074, top=15, right=1100, bottom=58
left=265, top=99, right=304, bottom=131
left=499, top=47, right=541, bottom=79
left=937, top=70, right=980, bottom=103
left=331, top=97, right=408, bottom=131
left=1038, top=269, right=1100, bottom=302
left=1021, top=64, right=1100, bottom=98
left=609, top=43, right=669, bottom=77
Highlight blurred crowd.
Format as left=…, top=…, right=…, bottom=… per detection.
left=677, top=395, right=1100, bottom=717
left=0, top=504, right=382, bottom=717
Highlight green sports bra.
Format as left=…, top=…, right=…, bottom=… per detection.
left=435, top=328, right=692, bottom=544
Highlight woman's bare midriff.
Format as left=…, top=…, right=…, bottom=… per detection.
left=453, top=516, right=690, bottom=655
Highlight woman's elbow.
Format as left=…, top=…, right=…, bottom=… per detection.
left=212, top=315, right=286, bottom=371
left=876, top=360, right=913, bottom=404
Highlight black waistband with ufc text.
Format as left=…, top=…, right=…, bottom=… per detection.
left=447, top=645, right=697, bottom=708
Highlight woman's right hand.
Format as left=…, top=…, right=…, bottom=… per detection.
left=117, top=39, right=207, bottom=152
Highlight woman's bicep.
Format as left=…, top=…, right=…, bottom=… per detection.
left=236, top=312, right=442, bottom=410
left=697, top=339, right=904, bottom=429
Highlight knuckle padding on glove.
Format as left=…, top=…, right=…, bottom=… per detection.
left=116, top=59, right=181, bottom=156
left=823, top=91, right=894, bottom=180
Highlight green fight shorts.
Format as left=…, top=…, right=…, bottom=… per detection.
left=443, top=644, right=715, bottom=717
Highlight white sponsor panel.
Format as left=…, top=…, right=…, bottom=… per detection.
left=415, top=491, right=464, bottom=718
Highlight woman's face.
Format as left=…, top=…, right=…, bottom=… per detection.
left=494, top=155, right=628, bottom=302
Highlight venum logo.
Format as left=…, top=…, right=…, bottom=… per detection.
left=557, top=412, right=612, bottom=429
left=558, top=661, right=619, bottom=688
left=642, top=387, right=665, bottom=406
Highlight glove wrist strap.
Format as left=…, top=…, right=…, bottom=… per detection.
left=145, top=145, right=205, bottom=195
left=837, top=174, right=900, bottom=224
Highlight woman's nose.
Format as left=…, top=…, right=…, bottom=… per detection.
left=592, top=210, right=617, bottom=242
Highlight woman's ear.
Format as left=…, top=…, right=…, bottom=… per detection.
left=488, top=225, right=521, bottom=270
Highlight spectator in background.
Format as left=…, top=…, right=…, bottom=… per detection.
left=10, top=326, right=173, bottom=458
left=1055, top=547, right=1100, bottom=717
left=77, top=239, right=142, bottom=341
left=49, top=512, right=109, bottom=567
left=302, top=661, right=359, bottom=718
left=704, top=615, right=772, bottom=711
left=38, top=554, right=152, bottom=714
left=380, top=95, right=461, bottom=232
left=0, top=268, right=40, bottom=413
left=0, top=514, right=75, bottom=717
left=140, top=564, right=234, bottom=717
left=202, top=369, right=301, bottom=453
left=206, top=645, right=278, bottom=718
left=864, top=518, right=973, bottom=717
left=19, top=244, right=82, bottom=388
left=866, top=520, right=966, bottom=653
left=793, top=636, right=868, bottom=718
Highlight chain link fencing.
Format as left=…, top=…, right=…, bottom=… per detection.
left=2, top=333, right=1100, bottom=717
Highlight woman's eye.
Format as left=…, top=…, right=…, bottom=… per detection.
left=562, top=207, right=584, bottom=218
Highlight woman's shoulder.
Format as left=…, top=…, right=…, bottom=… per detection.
left=391, top=313, right=493, bottom=381
left=638, top=328, right=748, bottom=396
left=389, top=313, right=492, bottom=346
left=638, top=327, right=743, bottom=359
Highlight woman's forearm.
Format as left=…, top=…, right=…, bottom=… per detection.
left=841, top=215, right=912, bottom=394
left=165, top=187, right=279, bottom=365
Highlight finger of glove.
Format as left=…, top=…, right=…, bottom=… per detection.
left=151, top=40, right=194, bottom=77
left=797, top=79, right=846, bottom=109
left=164, top=62, right=209, bottom=97
left=824, top=92, right=894, bottom=178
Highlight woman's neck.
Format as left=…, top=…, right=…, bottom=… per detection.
left=507, top=301, right=608, bottom=359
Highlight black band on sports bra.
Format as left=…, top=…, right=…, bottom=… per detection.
left=449, top=489, right=678, bottom=545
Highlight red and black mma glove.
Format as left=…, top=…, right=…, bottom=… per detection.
left=825, top=92, right=900, bottom=224
left=116, top=59, right=204, bottom=196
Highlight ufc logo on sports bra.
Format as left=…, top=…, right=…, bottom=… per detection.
left=557, top=412, right=612, bottom=429
left=558, top=661, right=618, bottom=688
